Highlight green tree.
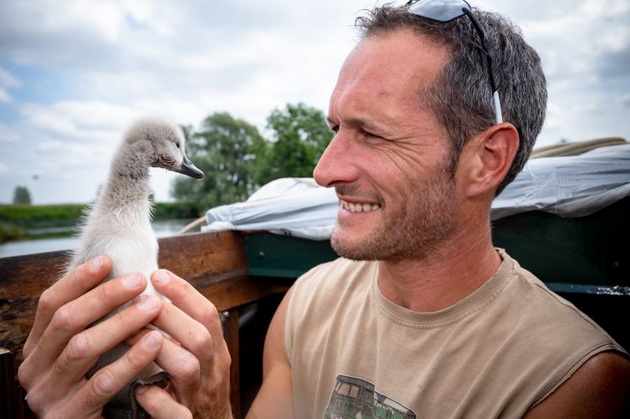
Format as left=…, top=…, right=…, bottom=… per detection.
left=172, top=113, right=264, bottom=209
left=171, top=103, right=333, bottom=210
left=13, top=186, right=32, bottom=205
left=255, top=103, right=332, bottom=185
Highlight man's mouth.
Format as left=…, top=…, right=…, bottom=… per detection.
left=340, top=200, right=381, bottom=213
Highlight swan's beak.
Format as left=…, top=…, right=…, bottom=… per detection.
left=178, top=155, right=204, bottom=179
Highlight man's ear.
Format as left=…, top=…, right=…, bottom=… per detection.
left=458, top=123, right=519, bottom=198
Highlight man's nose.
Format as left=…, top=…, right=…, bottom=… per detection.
left=313, top=130, right=358, bottom=188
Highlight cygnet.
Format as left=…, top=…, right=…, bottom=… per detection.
left=67, top=118, right=204, bottom=419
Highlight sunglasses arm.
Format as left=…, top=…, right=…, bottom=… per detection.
left=463, top=8, right=503, bottom=124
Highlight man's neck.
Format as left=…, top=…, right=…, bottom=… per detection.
left=376, top=223, right=501, bottom=312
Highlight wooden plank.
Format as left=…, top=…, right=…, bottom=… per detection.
left=198, top=275, right=290, bottom=312
left=158, top=230, right=249, bottom=281
left=0, top=251, right=68, bottom=369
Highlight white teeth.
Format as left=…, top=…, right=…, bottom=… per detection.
left=341, top=200, right=380, bottom=213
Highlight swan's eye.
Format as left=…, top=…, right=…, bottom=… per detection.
left=175, top=142, right=181, bottom=149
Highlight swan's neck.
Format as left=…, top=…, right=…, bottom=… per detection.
left=97, top=149, right=153, bottom=216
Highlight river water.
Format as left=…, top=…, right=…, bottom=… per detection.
left=0, top=219, right=197, bottom=258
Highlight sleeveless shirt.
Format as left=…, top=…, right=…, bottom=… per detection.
left=284, top=249, right=626, bottom=418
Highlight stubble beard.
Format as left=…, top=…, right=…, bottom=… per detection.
left=331, top=168, right=458, bottom=262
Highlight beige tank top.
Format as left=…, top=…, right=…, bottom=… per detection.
left=285, top=250, right=625, bottom=418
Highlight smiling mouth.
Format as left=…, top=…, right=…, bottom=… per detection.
left=340, top=200, right=381, bottom=213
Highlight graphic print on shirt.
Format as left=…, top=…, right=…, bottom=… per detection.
left=324, top=374, right=417, bottom=419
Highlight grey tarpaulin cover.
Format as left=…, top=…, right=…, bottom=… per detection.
left=203, top=144, right=630, bottom=240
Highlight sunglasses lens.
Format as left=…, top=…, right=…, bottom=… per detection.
left=408, top=0, right=468, bottom=22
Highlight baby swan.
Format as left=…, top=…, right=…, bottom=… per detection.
left=68, top=118, right=204, bottom=419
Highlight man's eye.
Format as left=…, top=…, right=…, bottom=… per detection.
left=329, top=125, right=340, bottom=134
left=362, top=129, right=380, bottom=139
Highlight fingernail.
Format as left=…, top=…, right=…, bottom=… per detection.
left=137, top=296, right=157, bottom=311
left=143, top=331, right=161, bottom=349
left=154, top=270, right=170, bottom=285
left=90, top=256, right=104, bottom=271
left=122, top=273, right=142, bottom=289
left=135, top=384, right=149, bottom=395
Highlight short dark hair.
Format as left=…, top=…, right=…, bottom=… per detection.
left=355, top=4, right=547, bottom=195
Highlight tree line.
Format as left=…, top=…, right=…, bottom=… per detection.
left=172, top=103, right=333, bottom=210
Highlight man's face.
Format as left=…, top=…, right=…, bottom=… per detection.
left=313, top=29, right=460, bottom=262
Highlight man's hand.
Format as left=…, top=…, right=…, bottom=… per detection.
left=18, top=256, right=165, bottom=418
left=133, top=269, right=233, bottom=419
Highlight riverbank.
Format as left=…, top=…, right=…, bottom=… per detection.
left=0, top=201, right=203, bottom=244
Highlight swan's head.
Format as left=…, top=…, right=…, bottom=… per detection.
left=125, top=118, right=204, bottom=180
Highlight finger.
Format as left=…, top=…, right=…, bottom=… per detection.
left=152, top=302, right=212, bottom=386
left=24, top=273, right=150, bottom=385
left=151, top=306, right=233, bottom=417
left=150, top=270, right=233, bottom=410
left=126, top=329, right=202, bottom=401
left=151, top=270, right=225, bottom=345
left=143, top=332, right=201, bottom=402
left=151, top=296, right=225, bottom=381
left=74, top=330, right=165, bottom=415
left=25, top=255, right=112, bottom=357
left=50, top=296, right=164, bottom=392
left=134, top=384, right=193, bottom=419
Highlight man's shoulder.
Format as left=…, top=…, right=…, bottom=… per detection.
left=492, top=252, right=627, bottom=395
left=524, top=351, right=630, bottom=418
left=500, top=251, right=618, bottom=345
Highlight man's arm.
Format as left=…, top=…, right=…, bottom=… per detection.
left=525, top=351, right=630, bottom=418
left=247, top=289, right=295, bottom=418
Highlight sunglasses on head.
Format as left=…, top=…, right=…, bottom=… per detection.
left=406, top=0, right=503, bottom=124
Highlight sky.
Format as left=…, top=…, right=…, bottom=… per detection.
left=0, top=0, right=629, bottom=205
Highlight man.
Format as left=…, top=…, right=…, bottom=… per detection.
left=19, top=2, right=630, bottom=418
